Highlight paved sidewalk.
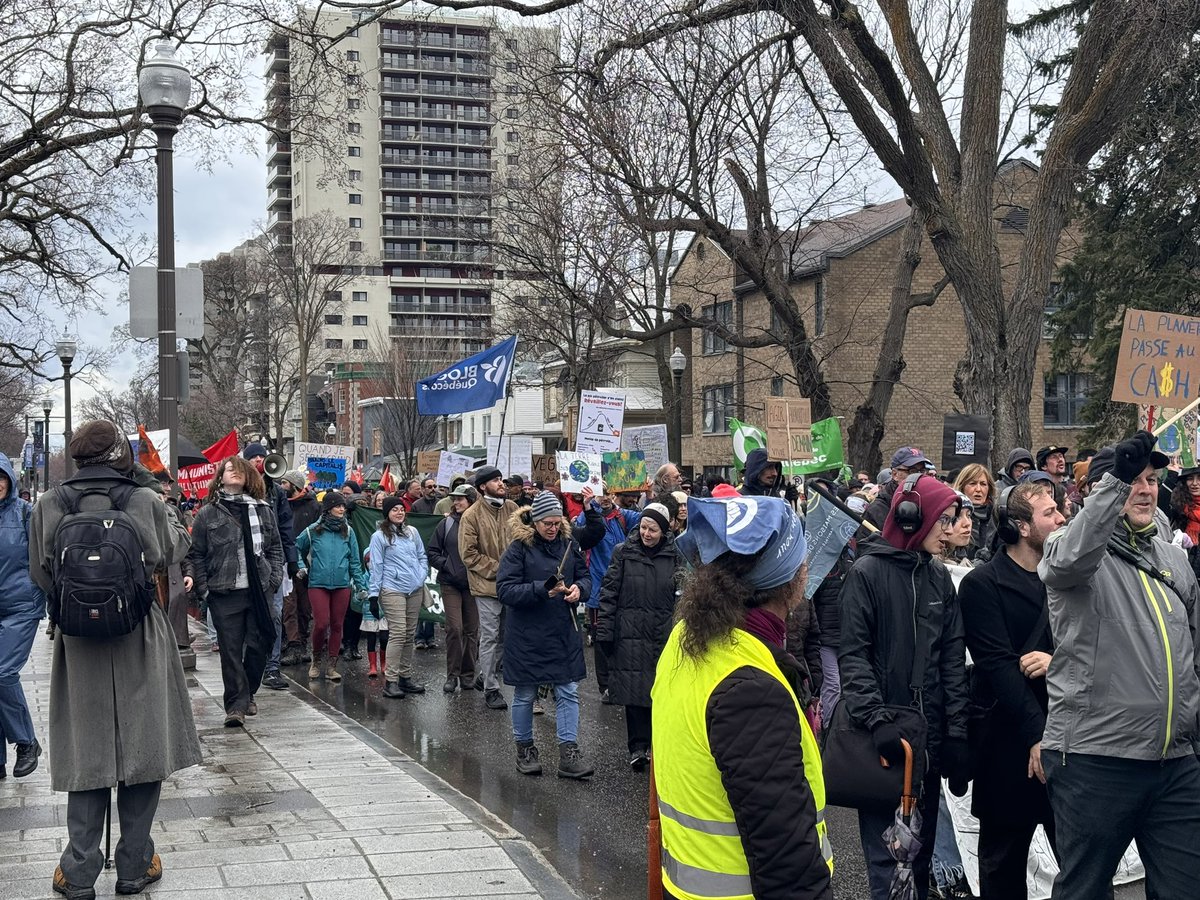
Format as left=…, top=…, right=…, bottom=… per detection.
left=0, top=627, right=580, bottom=900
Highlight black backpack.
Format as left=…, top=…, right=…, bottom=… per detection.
left=50, top=476, right=156, bottom=638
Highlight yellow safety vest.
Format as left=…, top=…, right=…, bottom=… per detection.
left=651, top=621, right=832, bottom=900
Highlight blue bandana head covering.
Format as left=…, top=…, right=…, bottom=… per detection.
left=677, top=495, right=807, bottom=590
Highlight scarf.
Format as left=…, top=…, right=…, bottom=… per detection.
left=743, top=606, right=787, bottom=649
left=484, top=494, right=506, bottom=508
left=218, top=490, right=264, bottom=557
left=319, top=512, right=349, bottom=535
left=1181, top=502, right=1200, bottom=546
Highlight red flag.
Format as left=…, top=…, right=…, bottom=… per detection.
left=379, top=464, right=395, bottom=493
left=203, top=429, right=240, bottom=464
left=137, top=425, right=168, bottom=476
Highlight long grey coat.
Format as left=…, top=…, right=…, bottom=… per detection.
left=29, top=466, right=202, bottom=791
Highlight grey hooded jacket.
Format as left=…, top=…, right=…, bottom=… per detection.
left=1038, top=473, right=1200, bottom=761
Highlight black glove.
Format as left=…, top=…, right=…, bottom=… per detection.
left=1114, top=430, right=1157, bottom=483
left=287, top=561, right=299, bottom=579
left=368, top=596, right=380, bottom=619
left=941, top=737, right=971, bottom=785
left=871, top=721, right=907, bottom=765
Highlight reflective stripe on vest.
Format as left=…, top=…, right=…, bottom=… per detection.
left=651, top=621, right=833, bottom=900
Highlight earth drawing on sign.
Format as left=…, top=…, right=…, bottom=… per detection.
left=568, top=459, right=592, bottom=484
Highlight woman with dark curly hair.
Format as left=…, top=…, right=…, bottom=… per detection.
left=652, top=495, right=832, bottom=900
left=1171, top=465, right=1200, bottom=580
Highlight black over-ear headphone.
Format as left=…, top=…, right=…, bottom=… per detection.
left=893, top=472, right=926, bottom=534
left=996, top=485, right=1020, bottom=545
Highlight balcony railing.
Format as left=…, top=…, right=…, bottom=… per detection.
left=380, top=80, right=493, bottom=100
left=389, top=324, right=490, bottom=338
left=382, top=248, right=493, bottom=263
left=381, top=176, right=492, bottom=192
left=382, top=202, right=492, bottom=216
left=381, top=152, right=495, bottom=170
left=380, top=56, right=489, bottom=74
left=381, top=104, right=490, bottom=122
left=382, top=223, right=492, bottom=238
left=267, top=164, right=291, bottom=184
left=267, top=187, right=292, bottom=207
left=389, top=300, right=493, bottom=314
left=381, top=129, right=494, bottom=147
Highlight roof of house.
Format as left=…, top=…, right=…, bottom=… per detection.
left=787, top=197, right=912, bottom=277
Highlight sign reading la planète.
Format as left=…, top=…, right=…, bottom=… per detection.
left=1111, top=308, right=1200, bottom=405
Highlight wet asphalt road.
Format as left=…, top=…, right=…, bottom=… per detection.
left=282, top=642, right=1143, bottom=900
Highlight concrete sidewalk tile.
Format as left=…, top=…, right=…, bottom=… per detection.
left=144, top=886, right=309, bottom=900
left=333, top=809, right=470, bottom=828
left=6, top=876, right=56, bottom=900
left=305, top=878, right=391, bottom=900
left=221, top=856, right=374, bottom=886
left=380, top=868, right=537, bottom=898
left=354, top=830, right=497, bottom=856
left=368, top=846, right=514, bottom=877
left=160, top=843, right=291, bottom=868
left=286, top=837, right=359, bottom=859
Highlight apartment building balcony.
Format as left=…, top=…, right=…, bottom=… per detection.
left=381, top=128, right=494, bottom=147
left=380, top=79, right=493, bottom=100
left=380, top=104, right=491, bottom=123
left=382, top=248, right=493, bottom=264
left=267, top=164, right=291, bottom=186
left=380, top=55, right=489, bottom=75
left=382, top=201, right=492, bottom=216
left=267, top=187, right=292, bottom=208
left=382, top=222, right=492, bottom=238
left=267, top=140, right=291, bottom=163
left=380, top=31, right=491, bottom=54
left=381, top=175, right=492, bottom=192
left=389, top=323, right=490, bottom=339
left=381, top=151, right=495, bottom=170
left=266, top=46, right=290, bottom=72
left=389, top=299, right=493, bottom=315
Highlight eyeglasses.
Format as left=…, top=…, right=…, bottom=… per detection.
left=539, top=520, right=562, bottom=529
left=936, top=514, right=957, bottom=530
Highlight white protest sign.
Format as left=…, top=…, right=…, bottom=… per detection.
left=295, top=441, right=356, bottom=470
left=486, top=434, right=533, bottom=478
left=436, top=451, right=475, bottom=487
left=621, top=424, right=669, bottom=474
left=556, top=451, right=604, bottom=493
left=576, top=390, right=626, bottom=453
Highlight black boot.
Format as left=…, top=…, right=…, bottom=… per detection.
left=13, top=738, right=41, bottom=778
left=557, top=741, right=594, bottom=779
left=515, top=741, right=542, bottom=775
left=382, top=681, right=406, bottom=699
left=396, top=676, right=425, bottom=694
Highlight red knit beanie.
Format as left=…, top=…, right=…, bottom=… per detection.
left=882, top=474, right=961, bottom=551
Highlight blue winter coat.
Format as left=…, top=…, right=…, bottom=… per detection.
left=0, top=454, right=44, bottom=616
left=496, top=511, right=590, bottom=686
left=574, top=502, right=639, bottom=608
left=296, top=523, right=368, bottom=594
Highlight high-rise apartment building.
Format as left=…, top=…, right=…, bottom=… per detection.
left=265, top=11, right=555, bottom=375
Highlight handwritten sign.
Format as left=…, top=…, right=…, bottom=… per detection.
left=557, top=451, right=603, bottom=493
left=1112, top=308, right=1200, bottom=405
left=416, top=451, right=442, bottom=477
left=295, top=441, right=355, bottom=470
left=765, top=398, right=814, bottom=462
left=307, top=457, right=347, bottom=491
left=621, top=424, right=669, bottom=475
left=532, top=454, right=560, bottom=488
left=602, top=451, right=648, bottom=492
left=435, top=451, right=475, bottom=488
left=576, top=391, right=626, bottom=453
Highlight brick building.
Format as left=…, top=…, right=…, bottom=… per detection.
left=672, top=160, right=1089, bottom=480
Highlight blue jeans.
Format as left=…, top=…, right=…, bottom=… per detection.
left=511, top=682, right=580, bottom=744
left=264, top=583, right=285, bottom=675
left=932, top=790, right=965, bottom=888
left=818, top=645, right=841, bottom=729
left=0, top=602, right=40, bottom=765
left=858, top=770, right=941, bottom=900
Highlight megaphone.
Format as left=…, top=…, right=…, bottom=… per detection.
left=264, top=453, right=289, bottom=479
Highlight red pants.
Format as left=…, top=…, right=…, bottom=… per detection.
left=309, top=587, right=351, bottom=656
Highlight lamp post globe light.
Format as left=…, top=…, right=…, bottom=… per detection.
left=668, top=346, right=687, bottom=468
left=42, top=395, right=52, bottom=490
left=139, top=39, right=191, bottom=477
left=56, top=336, right=78, bottom=477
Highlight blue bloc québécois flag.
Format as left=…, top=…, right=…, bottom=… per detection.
left=416, top=336, right=518, bottom=416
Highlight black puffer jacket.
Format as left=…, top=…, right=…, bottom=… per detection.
left=288, top=493, right=320, bottom=537
left=837, top=536, right=969, bottom=768
left=428, top=511, right=469, bottom=592
left=811, top=546, right=853, bottom=649
left=495, top=511, right=590, bottom=686
left=595, top=531, right=683, bottom=707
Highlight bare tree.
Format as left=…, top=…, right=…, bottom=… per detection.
left=78, top=358, right=160, bottom=436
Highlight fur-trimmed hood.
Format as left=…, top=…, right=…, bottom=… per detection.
left=510, top=505, right=574, bottom=547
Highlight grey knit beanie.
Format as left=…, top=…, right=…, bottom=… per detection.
left=530, top=490, right=563, bottom=522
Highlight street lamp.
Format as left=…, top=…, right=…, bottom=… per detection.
left=327, top=422, right=337, bottom=441
left=668, top=346, right=687, bottom=467
left=139, top=39, right=192, bottom=477
left=56, top=336, right=78, bottom=477
left=42, top=395, right=52, bottom=489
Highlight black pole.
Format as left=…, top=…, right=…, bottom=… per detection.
left=43, top=408, right=50, bottom=488
left=63, top=360, right=74, bottom=477
left=670, top=372, right=683, bottom=465
left=151, top=111, right=182, bottom=476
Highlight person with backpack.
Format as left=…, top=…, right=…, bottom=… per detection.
left=188, top=455, right=286, bottom=727
left=28, top=420, right=201, bottom=900
left=296, top=491, right=369, bottom=682
left=0, top=452, right=44, bottom=779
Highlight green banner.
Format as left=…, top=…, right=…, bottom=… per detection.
left=731, top=418, right=766, bottom=471
left=731, top=416, right=845, bottom=476
left=348, top=506, right=446, bottom=624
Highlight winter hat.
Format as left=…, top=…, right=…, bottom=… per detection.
left=530, top=490, right=563, bottom=522
left=1086, top=441, right=1169, bottom=486
left=473, top=465, right=503, bottom=489
left=670, top=490, right=689, bottom=508
left=342, top=480, right=362, bottom=494
left=242, top=442, right=267, bottom=460
left=641, top=503, right=672, bottom=534
left=1004, top=448, right=1035, bottom=478
left=381, top=496, right=405, bottom=517
left=282, top=470, right=307, bottom=490
left=677, top=495, right=807, bottom=591
left=321, top=491, right=347, bottom=512
left=70, top=420, right=134, bottom=474
left=882, top=473, right=960, bottom=552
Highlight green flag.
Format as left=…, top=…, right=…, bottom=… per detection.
left=785, top=417, right=845, bottom=476
left=731, top=418, right=766, bottom=471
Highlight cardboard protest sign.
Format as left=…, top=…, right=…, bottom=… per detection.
left=416, top=451, right=442, bottom=476
left=940, top=414, right=991, bottom=470
left=764, top=398, right=814, bottom=462
left=296, top=441, right=355, bottom=469
left=435, top=451, right=475, bottom=487
left=307, top=457, right=347, bottom=490
left=1112, top=308, right=1200, bottom=406
left=621, top=424, right=669, bottom=475
left=576, top=391, right=626, bottom=453
left=602, top=451, right=648, bottom=492
left=556, top=451, right=603, bottom=493
left=532, top=454, right=560, bottom=487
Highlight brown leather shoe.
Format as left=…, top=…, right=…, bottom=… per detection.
left=224, top=710, right=245, bottom=728
left=52, top=865, right=96, bottom=900
left=116, top=854, right=162, bottom=894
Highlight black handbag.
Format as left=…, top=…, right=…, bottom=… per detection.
left=821, top=597, right=931, bottom=812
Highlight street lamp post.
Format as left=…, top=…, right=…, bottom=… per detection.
left=139, top=40, right=191, bottom=477
left=327, top=422, right=337, bottom=442
left=42, top=396, right=52, bottom=489
left=668, top=346, right=687, bottom=467
left=56, top=336, right=78, bottom=477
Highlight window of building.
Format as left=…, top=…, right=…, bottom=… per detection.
left=814, top=276, right=826, bottom=336
left=371, top=427, right=381, bottom=456
left=346, top=50, right=360, bottom=61
left=348, top=169, right=361, bottom=181
left=702, top=384, right=735, bottom=434
left=770, top=376, right=785, bottom=397
left=337, top=394, right=345, bottom=414
left=348, top=146, right=361, bottom=157
left=349, top=240, right=363, bottom=252
left=352, top=291, right=367, bottom=303
left=507, top=153, right=519, bottom=165
left=482, top=414, right=491, bottom=435
left=325, top=338, right=344, bottom=350
left=348, top=217, right=362, bottom=228
left=349, top=193, right=362, bottom=204
left=325, top=314, right=343, bottom=325
left=506, top=38, right=518, bottom=50
left=507, top=131, right=519, bottom=143
left=347, top=121, right=361, bottom=134
left=506, top=107, right=518, bottom=118
left=701, top=301, right=733, bottom=354
left=325, top=291, right=343, bottom=302
left=352, top=315, right=368, bottom=326
left=353, top=339, right=368, bottom=350
left=1043, top=283, right=1093, bottom=340
left=1044, top=373, right=1093, bottom=428
left=507, top=223, right=520, bottom=235
left=347, top=98, right=361, bottom=110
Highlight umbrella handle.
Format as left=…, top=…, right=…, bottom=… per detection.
left=878, top=738, right=918, bottom=817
